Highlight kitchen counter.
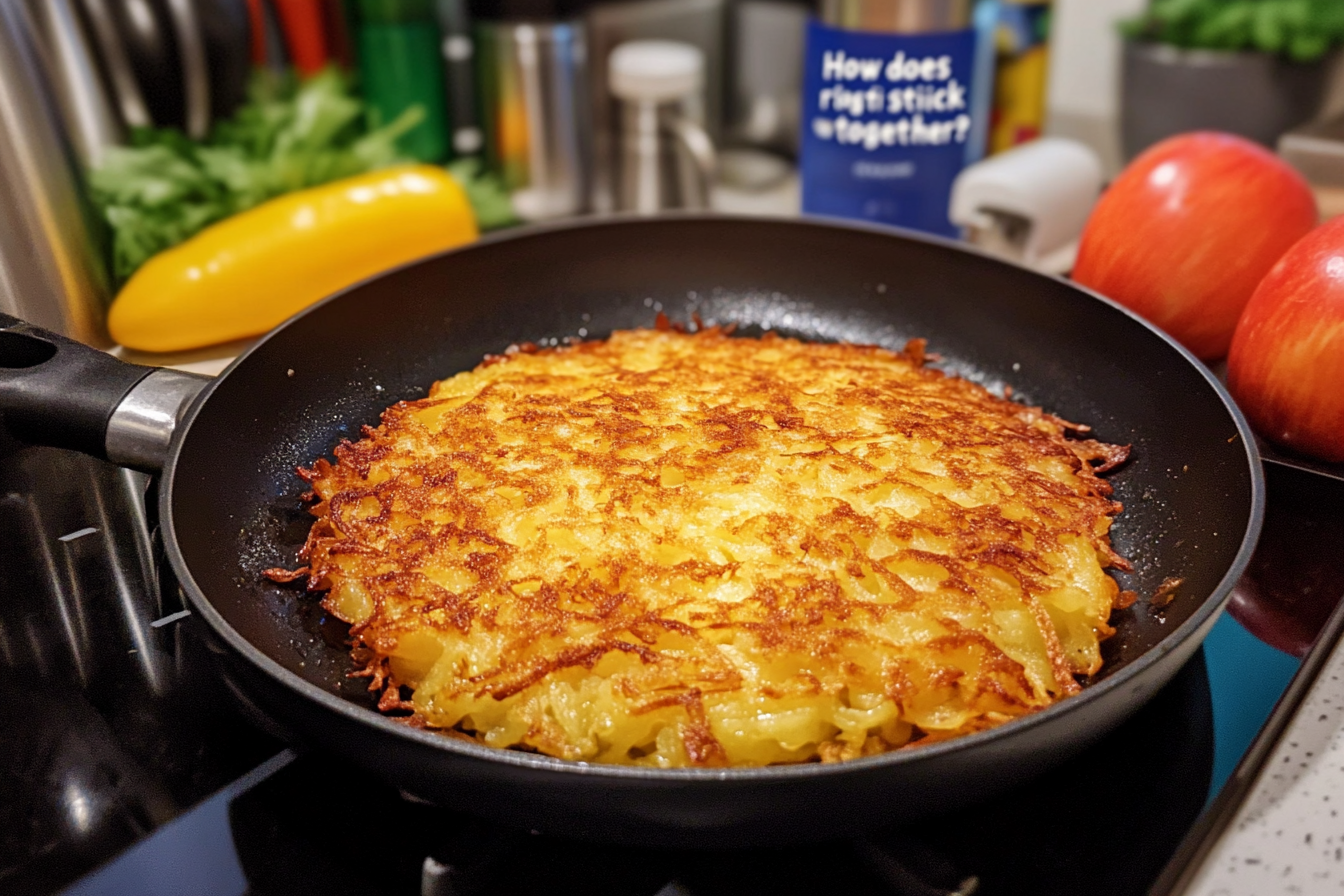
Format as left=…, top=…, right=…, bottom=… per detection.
left=1187, top=631, right=1344, bottom=894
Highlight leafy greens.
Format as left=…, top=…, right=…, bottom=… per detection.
left=445, top=158, right=518, bottom=232
left=90, top=69, right=421, bottom=283
left=1122, top=0, right=1344, bottom=61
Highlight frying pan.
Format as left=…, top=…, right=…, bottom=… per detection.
left=0, top=216, right=1262, bottom=847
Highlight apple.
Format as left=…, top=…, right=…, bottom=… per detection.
left=1227, top=215, right=1344, bottom=463
left=1073, top=132, right=1317, bottom=360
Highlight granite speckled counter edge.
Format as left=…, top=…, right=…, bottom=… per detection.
left=1186, top=630, right=1344, bottom=895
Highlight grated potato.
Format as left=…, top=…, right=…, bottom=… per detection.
left=281, top=327, right=1130, bottom=767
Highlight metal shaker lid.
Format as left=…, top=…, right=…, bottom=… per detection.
left=608, top=40, right=704, bottom=103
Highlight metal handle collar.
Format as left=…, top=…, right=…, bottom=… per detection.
left=105, top=368, right=210, bottom=472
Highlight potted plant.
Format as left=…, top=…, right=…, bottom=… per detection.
left=1118, top=0, right=1344, bottom=160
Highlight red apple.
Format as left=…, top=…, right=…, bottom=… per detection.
left=1227, top=215, right=1344, bottom=463
left=1073, top=132, right=1317, bottom=360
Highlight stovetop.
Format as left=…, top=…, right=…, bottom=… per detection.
left=3, top=431, right=1342, bottom=896
left=0, top=435, right=281, bottom=895
left=62, top=657, right=1213, bottom=896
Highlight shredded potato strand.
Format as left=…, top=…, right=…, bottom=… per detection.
left=292, top=328, right=1128, bottom=767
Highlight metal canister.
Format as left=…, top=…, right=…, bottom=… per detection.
left=820, top=0, right=973, bottom=33
left=0, top=1, right=112, bottom=347
left=476, top=18, right=590, bottom=221
left=26, top=0, right=125, bottom=167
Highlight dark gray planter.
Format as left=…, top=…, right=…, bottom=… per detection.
left=1121, top=39, right=1334, bottom=161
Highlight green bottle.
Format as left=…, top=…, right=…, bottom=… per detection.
left=355, top=0, right=452, bottom=162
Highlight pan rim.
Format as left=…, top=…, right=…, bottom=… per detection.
left=160, top=213, right=1266, bottom=782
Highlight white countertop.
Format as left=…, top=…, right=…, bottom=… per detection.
left=1184, top=630, right=1344, bottom=895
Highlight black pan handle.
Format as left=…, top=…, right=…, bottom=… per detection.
left=0, top=314, right=210, bottom=471
left=0, top=313, right=153, bottom=458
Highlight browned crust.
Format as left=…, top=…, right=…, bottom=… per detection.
left=277, top=327, right=1130, bottom=765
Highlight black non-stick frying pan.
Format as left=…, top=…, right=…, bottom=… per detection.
left=0, top=216, right=1262, bottom=847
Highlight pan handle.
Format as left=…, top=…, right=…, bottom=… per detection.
left=0, top=313, right=209, bottom=472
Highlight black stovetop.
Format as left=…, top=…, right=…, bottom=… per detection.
left=3, top=432, right=1342, bottom=896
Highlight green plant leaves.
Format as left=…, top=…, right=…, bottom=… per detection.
left=90, top=69, right=419, bottom=283
left=1124, top=0, right=1344, bottom=60
left=1194, top=4, right=1253, bottom=49
left=445, top=158, right=519, bottom=232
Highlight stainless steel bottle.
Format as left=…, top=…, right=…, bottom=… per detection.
left=27, top=0, right=125, bottom=167
left=477, top=18, right=591, bottom=221
left=0, top=1, right=113, bottom=346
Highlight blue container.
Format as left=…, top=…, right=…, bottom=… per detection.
left=799, top=2, right=996, bottom=237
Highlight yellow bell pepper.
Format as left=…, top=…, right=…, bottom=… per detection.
left=108, top=165, right=478, bottom=352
